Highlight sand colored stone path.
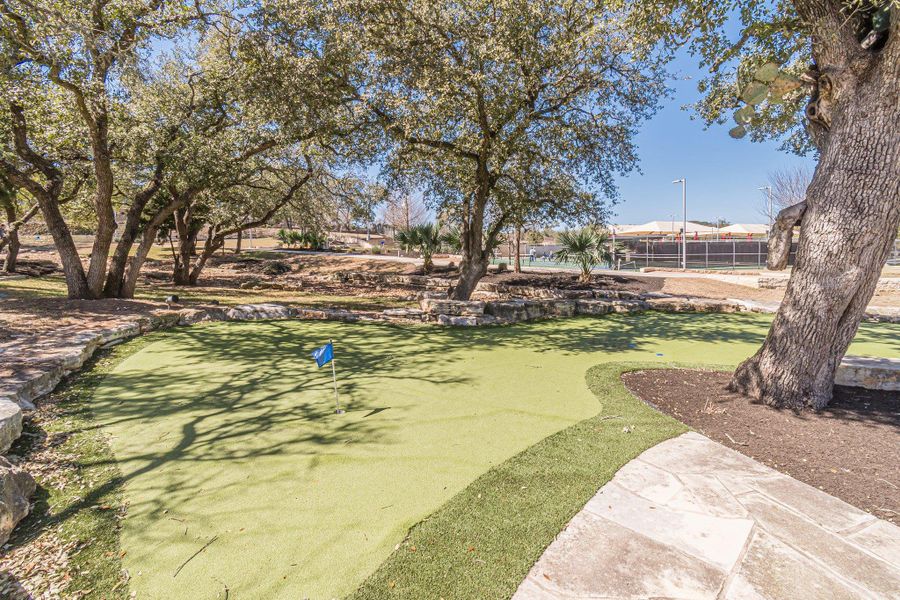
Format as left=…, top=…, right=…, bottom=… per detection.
left=514, top=431, right=900, bottom=599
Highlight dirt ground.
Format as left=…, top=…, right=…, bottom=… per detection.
left=658, top=278, right=784, bottom=303
left=622, top=369, right=900, bottom=521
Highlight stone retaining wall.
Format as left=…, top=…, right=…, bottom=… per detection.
left=329, top=271, right=451, bottom=291
left=835, top=356, right=900, bottom=391
left=419, top=294, right=760, bottom=327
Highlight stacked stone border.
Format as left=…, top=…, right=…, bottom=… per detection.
left=0, top=288, right=897, bottom=542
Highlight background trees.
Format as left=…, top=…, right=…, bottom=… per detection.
left=0, top=0, right=204, bottom=298
left=0, top=0, right=377, bottom=296
left=763, top=165, right=814, bottom=217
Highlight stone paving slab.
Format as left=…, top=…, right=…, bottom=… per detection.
left=514, top=432, right=900, bottom=600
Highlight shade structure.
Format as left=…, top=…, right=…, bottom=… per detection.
left=720, top=223, right=770, bottom=236
left=611, top=220, right=718, bottom=237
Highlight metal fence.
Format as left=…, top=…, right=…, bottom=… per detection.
left=617, top=238, right=798, bottom=270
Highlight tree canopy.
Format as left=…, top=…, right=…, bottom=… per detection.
left=317, top=0, right=675, bottom=297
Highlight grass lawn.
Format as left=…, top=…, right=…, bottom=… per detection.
left=69, top=313, right=900, bottom=599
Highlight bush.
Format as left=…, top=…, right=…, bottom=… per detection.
left=262, top=260, right=292, bottom=276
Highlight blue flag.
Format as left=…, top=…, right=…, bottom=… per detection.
left=311, top=342, right=334, bottom=368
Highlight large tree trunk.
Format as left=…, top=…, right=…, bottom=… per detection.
left=103, top=175, right=165, bottom=297
left=189, top=227, right=221, bottom=285
left=454, top=254, right=489, bottom=299
left=173, top=239, right=194, bottom=285
left=120, top=228, right=159, bottom=298
left=172, top=205, right=197, bottom=286
left=2, top=200, right=19, bottom=273
left=730, top=54, right=900, bottom=410
left=450, top=169, right=500, bottom=300
left=84, top=115, right=117, bottom=298
left=513, top=225, right=522, bottom=273
left=117, top=196, right=189, bottom=298
left=40, top=193, right=92, bottom=298
left=3, top=103, right=91, bottom=298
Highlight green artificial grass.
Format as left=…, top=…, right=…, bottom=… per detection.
left=73, top=314, right=899, bottom=599
left=349, top=361, right=689, bottom=599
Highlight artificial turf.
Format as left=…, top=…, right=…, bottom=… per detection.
left=84, top=313, right=899, bottom=599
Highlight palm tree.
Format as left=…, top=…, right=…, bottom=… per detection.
left=396, top=223, right=444, bottom=272
left=555, top=228, right=614, bottom=282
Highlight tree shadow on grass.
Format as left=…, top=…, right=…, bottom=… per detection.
left=7, top=312, right=896, bottom=584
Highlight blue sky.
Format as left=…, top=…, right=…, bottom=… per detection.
left=611, top=51, right=815, bottom=226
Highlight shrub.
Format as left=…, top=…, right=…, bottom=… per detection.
left=262, top=260, right=292, bottom=276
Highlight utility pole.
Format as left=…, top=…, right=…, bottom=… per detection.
left=673, top=178, right=687, bottom=269
left=759, top=185, right=773, bottom=234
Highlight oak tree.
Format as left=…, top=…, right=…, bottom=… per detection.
left=690, top=0, right=900, bottom=409
left=335, top=0, right=670, bottom=298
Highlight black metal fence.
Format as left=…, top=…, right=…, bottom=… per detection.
left=617, top=238, right=798, bottom=270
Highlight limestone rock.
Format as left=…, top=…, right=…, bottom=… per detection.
left=576, top=300, right=613, bottom=316
left=225, top=303, right=295, bottom=321
left=835, top=356, right=900, bottom=391
left=646, top=297, right=742, bottom=314
left=0, top=457, right=35, bottom=546
left=420, top=298, right=485, bottom=316
left=0, top=400, right=22, bottom=454
left=437, top=314, right=480, bottom=326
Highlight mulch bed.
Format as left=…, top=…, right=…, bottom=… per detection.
left=481, top=272, right=663, bottom=294
left=621, top=369, right=900, bottom=522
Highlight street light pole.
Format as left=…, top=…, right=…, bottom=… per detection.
left=673, top=178, right=686, bottom=269
left=758, top=185, right=773, bottom=231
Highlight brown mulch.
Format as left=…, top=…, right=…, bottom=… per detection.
left=0, top=406, right=88, bottom=600
left=621, top=369, right=900, bottom=522
left=480, top=271, right=664, bottom=294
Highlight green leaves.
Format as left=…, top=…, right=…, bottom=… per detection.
left=554, top=227, right=613, bottom=281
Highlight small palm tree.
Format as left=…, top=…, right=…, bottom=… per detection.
left=442, top=227, right=462, bottom=253
left=396, top=223, right=444, bottom=272
left=555, top=228, right=614, bottom=282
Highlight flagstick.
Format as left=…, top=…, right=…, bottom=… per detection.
left=330, top=339, right=343, bottom=414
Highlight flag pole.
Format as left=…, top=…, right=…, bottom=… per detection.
left=330, top=339, right=343, bottom=414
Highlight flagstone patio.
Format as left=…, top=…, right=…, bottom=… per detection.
left=514, top=431, right=900, bottom=599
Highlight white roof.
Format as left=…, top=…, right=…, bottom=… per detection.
left=721, top=223, right=769, bottom=235
left=612, top=220, right=717, bottom=235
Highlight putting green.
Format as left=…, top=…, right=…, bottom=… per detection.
left=91, top=313, right=899, bottom=599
